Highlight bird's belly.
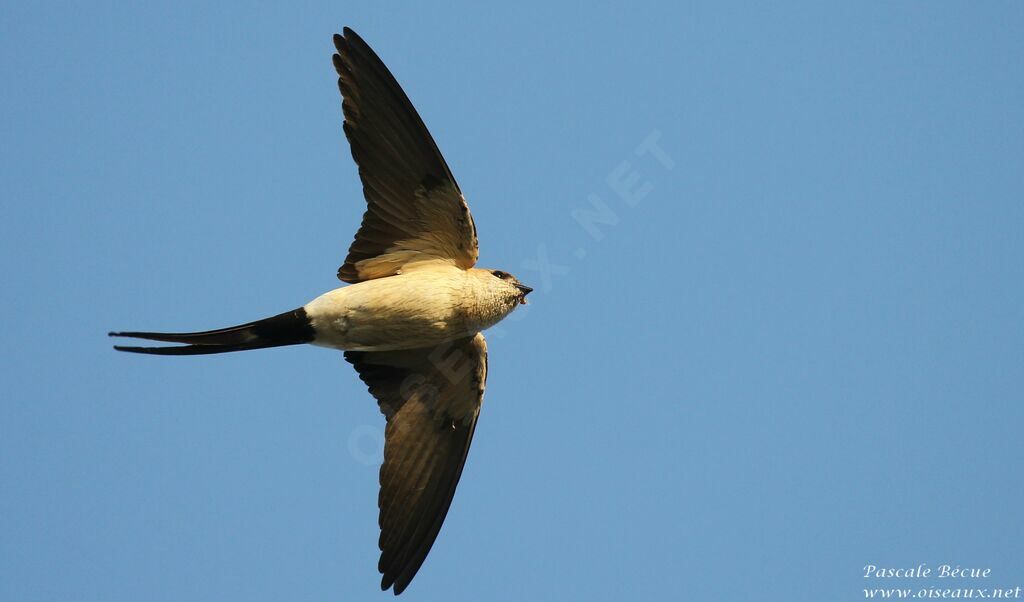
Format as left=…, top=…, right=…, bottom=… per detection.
left=303, top=278, right=473, bottom=352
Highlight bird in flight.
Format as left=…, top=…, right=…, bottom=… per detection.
left=110, top=27, right=531, bottom=594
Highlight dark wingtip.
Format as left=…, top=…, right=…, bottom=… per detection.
left=379, top=570, right=407, bottom=595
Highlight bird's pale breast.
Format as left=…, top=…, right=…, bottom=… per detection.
left=304, top=265, right=484, bottom=352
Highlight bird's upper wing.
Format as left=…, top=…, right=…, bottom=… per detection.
left=344, top=333, right=488, bottom=594
left=332, top=28, right=479, bottom=283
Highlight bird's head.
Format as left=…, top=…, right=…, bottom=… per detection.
left=482, top=269, right=533, bottom=306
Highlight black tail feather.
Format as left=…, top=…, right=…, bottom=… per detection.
left=110, top=308, right=315, bottom=356
left=111, top=341, right=296, bottom=356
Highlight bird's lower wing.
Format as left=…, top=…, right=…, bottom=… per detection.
left=344, top=333, right=488, bottom=594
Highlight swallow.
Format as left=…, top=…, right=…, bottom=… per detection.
left=110, top=27, right=531, bottom=594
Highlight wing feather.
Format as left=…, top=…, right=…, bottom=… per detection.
left=333, top=29, right=479, bottom=283
left=345, top=334, right=488, bottom=594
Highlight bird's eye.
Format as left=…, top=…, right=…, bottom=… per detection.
left=491, top=270, right=507, bottom=279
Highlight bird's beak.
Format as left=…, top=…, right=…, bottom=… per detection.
left=515, top=283, right=533, bottom=304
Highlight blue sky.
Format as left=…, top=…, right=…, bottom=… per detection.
left=3, top=2, right=1023, bottom=600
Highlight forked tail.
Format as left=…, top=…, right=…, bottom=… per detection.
left=109, top=308, right=315, bottom=355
